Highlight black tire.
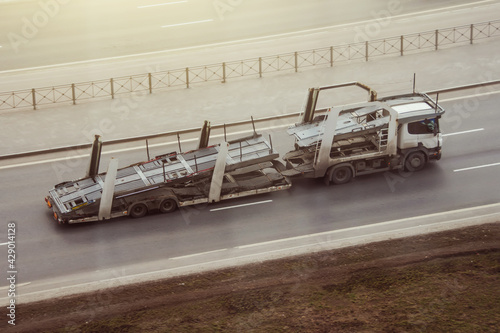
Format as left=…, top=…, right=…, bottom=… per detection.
left=405, top=151, right=426, bottom=172
left=331, top=165, right=353, bottom=185
left=159, top=198, right=177, bottom=214
left=129, top=203, right=148, bottom=218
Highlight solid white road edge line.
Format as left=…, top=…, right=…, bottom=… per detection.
left=138, top=1, right=187, bottom=8
left=170, top=248, right=228, bottom=260
left=454, top=162, right=500, bottom=172
left=161, top=19, right=213, bottom=28
left=0, top=282, right=31, bottom=290
left=210, top=200, right=273, bottom=212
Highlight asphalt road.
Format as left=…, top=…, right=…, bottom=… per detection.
left=0, top=0, right=499, bottom=303
left=0, top=92, right=499, bottom=299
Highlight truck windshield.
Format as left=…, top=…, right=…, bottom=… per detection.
left=408, top=118, right=438, bottom=135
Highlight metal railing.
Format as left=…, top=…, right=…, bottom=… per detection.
left=0, top=20, right=499, bottom=112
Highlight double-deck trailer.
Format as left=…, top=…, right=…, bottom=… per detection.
left=45, top=123, right=291, bottom=224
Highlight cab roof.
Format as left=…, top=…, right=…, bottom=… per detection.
left=380, top=93, right=445, bottom=123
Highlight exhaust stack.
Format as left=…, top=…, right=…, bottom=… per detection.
left=301, top=88, right=320, bottom=124
left=86, top=135, right=102, bottom=179
left=197, top=120, right=211, bottom=149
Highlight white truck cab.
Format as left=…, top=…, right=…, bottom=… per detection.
left=282, top=83, right=445, bottom=183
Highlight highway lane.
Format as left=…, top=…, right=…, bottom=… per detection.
left=0, top=0, right=486, bottom=66
left=1, top=0, right=500, bottom=90
left=0, top=93, right=499, bottom=294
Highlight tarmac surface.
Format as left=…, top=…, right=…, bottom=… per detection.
left=0, top=32, right=499, bottom=308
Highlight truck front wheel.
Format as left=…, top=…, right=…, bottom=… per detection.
left=405, top=151, right=426, bottom=172
left=129, top=203, right=148, bottom=218
left=159, top=199, right=177, bottom=213
left=330, top=165, right=353, bottom=185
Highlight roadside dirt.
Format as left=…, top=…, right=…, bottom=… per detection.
left=4, top=222, right=500, bottom=333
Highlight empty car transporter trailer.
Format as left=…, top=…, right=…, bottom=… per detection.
left=45, top=82, right=444, bottom=224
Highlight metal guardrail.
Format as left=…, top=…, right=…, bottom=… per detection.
left=426, top=79, right=500, bottom=95
left=1, top=79, right=499, bottom=161
left=0, top=20, right=499, bottom=112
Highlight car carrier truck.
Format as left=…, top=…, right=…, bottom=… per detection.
left=45, top=122, right=291, bottom=224
left=45, top=82, right=444, bottom=224
left=281, top=82, right=445, bottom=184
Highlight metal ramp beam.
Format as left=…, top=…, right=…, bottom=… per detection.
left=314, top=109, right=339, bottom=177
left=209, top=142, right=229, bottom=203
left=98, top=158, right=119, bottom=220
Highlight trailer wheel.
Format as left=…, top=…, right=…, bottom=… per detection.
left=129, top=203, right=148, bottom=218
left=330, top=165, right=353, bottom=185
left=159, top=199, right=177, bottom=213
left=405, top=151, right=426, bottom=172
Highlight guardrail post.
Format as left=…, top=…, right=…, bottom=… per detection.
left=110, top=78, right=114, bottom=99
left=400, top=35, right=404, bottom=56
left=148, top=73, right=152, bottom=94
left=222, top=62, right=226, bottom=83
left=259, top=57, right=262, bottom=78
left=294, top=52, right=298, bottom=72
left=71, top=83, right=76, bottom=105
left=186, top=68, right=189, bottom=88
left=330, top=46, right=333, bottom=67
left=470, top=24, right=474, bottom=44
left=365, top=41, right=369, bottom=61
left=32, top=88, right=36, bottom=110
left=435, top=30, right=439, bottom=50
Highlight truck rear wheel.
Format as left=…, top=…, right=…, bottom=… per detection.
left=159, top=199, right=177, bottom=213
left=405, top=151, right=426, bottom=172
left=129, top=203, right=148, bottom=218
left=330, top=165, right=353, bottom=185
